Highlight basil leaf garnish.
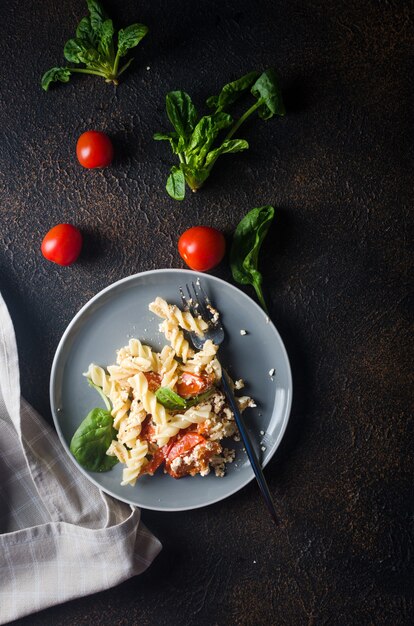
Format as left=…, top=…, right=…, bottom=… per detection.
left=155, top=387, right=214, bottom=410
left=155, top=388, right=187, bottom=410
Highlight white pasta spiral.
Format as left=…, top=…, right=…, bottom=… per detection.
left=181, top=339, right=218, bottom=374
left=106, top=440, right=130, bottom=464
left=115, top=399, right=147, bottom=447
left=83, top=363, right=115, bottom=397
left=120, top=440, right=149, bottom=486
left=149, top=297, right=208, bottom=337
left=159, top=345, right=179, bottom=389
left=159, top=319, right=193, bottom=363
left=109, top=387, right=131, bottom=429
left=155, top=404, right=212, bottom=447
left=129, top=372, right=169, bottom=425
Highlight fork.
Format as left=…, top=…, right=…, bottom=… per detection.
left=180, top=279, right=278, bottom=525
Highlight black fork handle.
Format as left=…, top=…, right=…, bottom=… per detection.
left=221, top=369, right=278, bottom=525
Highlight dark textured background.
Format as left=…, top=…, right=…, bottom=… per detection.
left=1, top=0, right=413, bottom=624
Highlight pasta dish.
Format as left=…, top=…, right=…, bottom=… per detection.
left=79, top=297, right=253, bottom=485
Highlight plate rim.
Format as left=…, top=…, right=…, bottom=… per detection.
left=50, top=268, right=293, bottom=512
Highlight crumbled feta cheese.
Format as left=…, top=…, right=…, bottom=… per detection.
left=261, top=445, right=266, bottom=452
left=260, top=430, right=265, bottom=436
left=207, top=304, right=220, bottom=323
left=240, top=329, right=247, bottom=336
left=234, top=379, right=245, bottom=390
left=269, top=368, right=275, bottom=377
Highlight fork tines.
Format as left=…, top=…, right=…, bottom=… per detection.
left=180, top=281, right=213, bottom=324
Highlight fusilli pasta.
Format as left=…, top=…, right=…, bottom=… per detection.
left=77, top=296, right=254, bottom=485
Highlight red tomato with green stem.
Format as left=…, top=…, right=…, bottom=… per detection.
left=76, top=131, right=114, bottom=169
left=178, top=226, right=226, bottom=271
left=41, top=224, right=82, bottom=266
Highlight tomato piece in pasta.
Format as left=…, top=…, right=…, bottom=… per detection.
left=144, top=371, right=162, bottom=392
left=140, top=449, right=165, bottom=476
left=140, top=416, right=156, bottom=442
left=165, top=432, right=206, bottom=463
left=176, top=372, right=213, bottom=398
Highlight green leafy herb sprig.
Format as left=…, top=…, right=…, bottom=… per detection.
left=42, top=0, right=148, bottom=91
left=70, top=380, right=118, bottom=472
left=155, top=387, right=214, bottom=411
left=154, top=69, right=285, bottom=200
left=230, top=206, right=275, bottom=313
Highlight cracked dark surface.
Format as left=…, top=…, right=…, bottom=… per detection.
left=1, top=0, right=413, bottom=624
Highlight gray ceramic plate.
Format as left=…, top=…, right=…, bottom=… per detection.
left=50, top=269, right=292, bottom=511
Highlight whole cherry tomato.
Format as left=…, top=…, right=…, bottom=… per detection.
left=41, top=224, right=82, bottom=266
left=76, top=130, right=114, bottom=169
left=178, top=226, right=225, bottom=272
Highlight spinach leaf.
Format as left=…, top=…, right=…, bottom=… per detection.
left=70, top=376, right=118, bottom=472
left=166, top=91, right=198, bottom=141
left=87, top=0, right=108, bottom=34
left=76, top=16, right=96, bottom=46
left=251, top=69, right=285, bottom=119
left=70, top=407, right=118, bottom=472
left=186, top=113, right=233, bottom=164
left=117, top=24, right=149, bottom=57
left=206, top=70, right=261, bottom=112
left=155, top=69, right=284, bottom=199
left=166, top=166, right=186, bottom=201
left=41, top=67, right=72, bottom=91
left=98, top=19, right=115, bottom=58
left=42, top=0, right=148, bottom=90
left=230, top=206, right=275, bottom=312
left=181, top=164, right=210, bottom=192
left=154, top=131, right=181, bottom=153
left=155, top=387, right=214, bottom=410
left=204, top=138, right=249, bottom=168
left=64, top=38, right=102, bottom=65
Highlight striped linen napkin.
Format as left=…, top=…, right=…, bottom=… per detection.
left=0, top=292, right=161, bottom=624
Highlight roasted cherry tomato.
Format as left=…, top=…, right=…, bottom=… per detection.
left=76, top=130, right=114, bottom=169
left=141, top=449, right=165, bottom=476
left=165, top=432, right=206, bottom=463
left=139, top=416, right=156, bottom=442
left=178, top=226, right=226, bottom=271
left=176, top=372, right=213, bottom=398
left=144, top=371, right=162, bottom=392
left=41, top=223, right=82, bottom=266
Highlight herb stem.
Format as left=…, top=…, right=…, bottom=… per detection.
left=88, top=380, right=112, bottom=412
left=254, top=284, right=269, bottom=314
left=112, top=50, right=121, bottom=77
left=117, top=58, right=134, bottom=77
left=69, top=67, right=108, bottom=78
left=225, top=100, right=262, bottom=141
left=205, top=99, right=262, bottom=174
